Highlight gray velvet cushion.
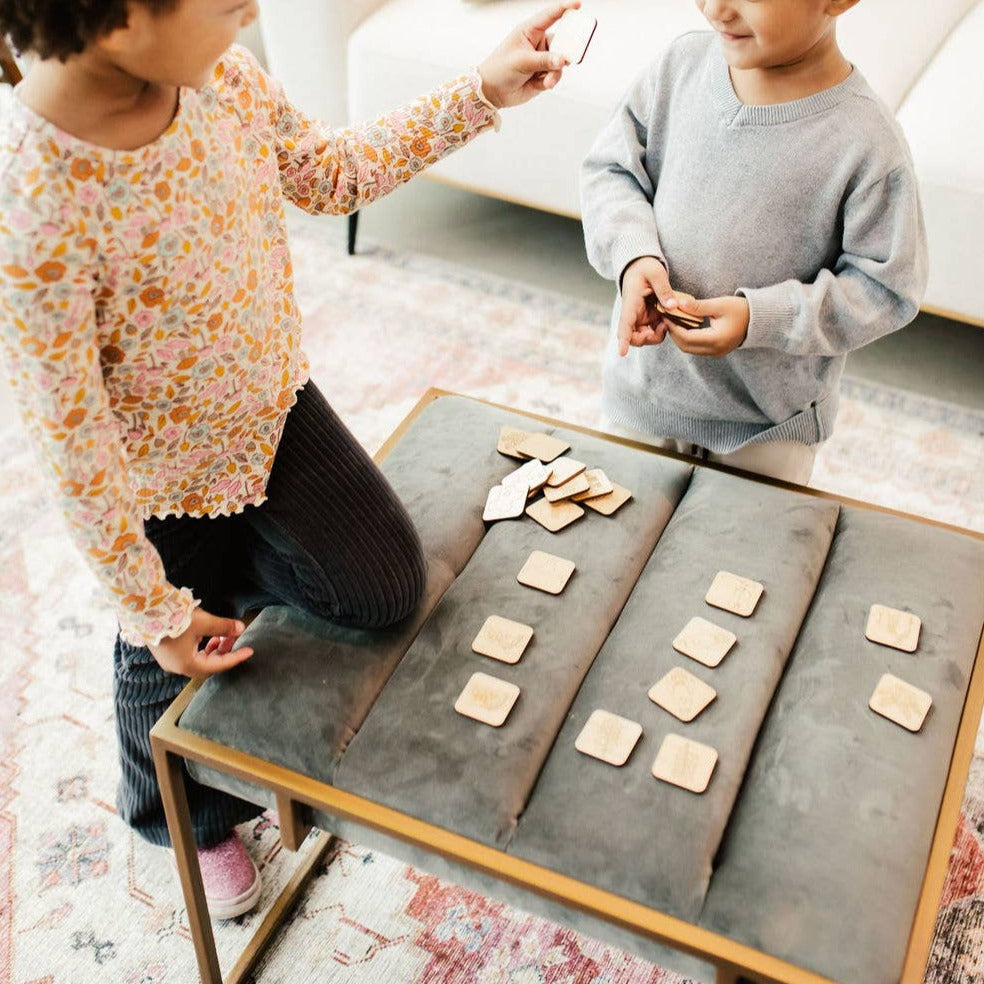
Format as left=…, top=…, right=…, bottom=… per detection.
left=699, top=506, right=984, bottom=984
left=508, top=469, right=840, bottom=921
left=178, top=394, right=984, bottom=984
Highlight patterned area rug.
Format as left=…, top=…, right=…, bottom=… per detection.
left=0, top=211, right=982, bottom=983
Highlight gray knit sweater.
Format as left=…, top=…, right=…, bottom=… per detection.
left=581, top=31, right=928, bottom=452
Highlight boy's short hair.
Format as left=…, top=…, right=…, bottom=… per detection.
left=0, top=0, right=179, bottom=61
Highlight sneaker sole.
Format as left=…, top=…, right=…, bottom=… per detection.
left=206, top=859, right=262, bottom=920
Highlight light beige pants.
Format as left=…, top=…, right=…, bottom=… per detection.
left=604, top=420, right=819, bottom=487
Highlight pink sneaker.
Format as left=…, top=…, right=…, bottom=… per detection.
left=192, top=832, right=262, bottom=920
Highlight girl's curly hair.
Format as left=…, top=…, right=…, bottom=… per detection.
left=1, top=0, right=179, bottom=61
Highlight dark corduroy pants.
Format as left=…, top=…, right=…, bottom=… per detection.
left=113, top=382, right=426, bottom=847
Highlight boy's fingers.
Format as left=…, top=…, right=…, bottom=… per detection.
left=197, top=613, right=245, bottom=640
left=515, top=50, right=567, bottom=75
left=194, top=646, right=254, bottom=678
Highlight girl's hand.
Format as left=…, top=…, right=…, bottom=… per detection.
left=148, top=608, right=254, bottom=678
left=617, top=256, right=679, bottom=357
left=666, top=295, right=750, bottom=357
left=478, top=1, right=579, bottom=108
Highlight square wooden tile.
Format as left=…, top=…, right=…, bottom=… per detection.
left=869, top=673, right=932, bottom=732
left=502, top=458, right=552, bottom=494
left=515, top=432, right=570, bottom=463
left=454, top=672, right=520, bottom=727
left=651, top=733, right=718, bottom=794
left=546, top=457, right=586, bottom=486
left=575, top=709, right=643, bottom=766
left=705, top=570, right=764, bottom=617
left=865, top=604, right=921, bottom=653
left=517, top=550, right=576, bottom=595
left=572, top=469, right=614, bottom=501
left=648, top=667, right=717, bottom=722
left=543, top=473, right=591, bottom=502
left=672, top=616, right=737, bottom=668
left=482, top=483, right=528, bottom=522
left=497, top=425, right=531, bottom=459
left=582, top=482, right=632, bottom=516
left=525, top=496, right=584, bottom=532
left=471, top=615, right=534, bottom=665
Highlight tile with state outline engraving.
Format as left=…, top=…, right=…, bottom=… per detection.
left=454, top=672, right=520, bottom=727
left=865, top=604, right=921, bottom=653
left=497, top=425, right=531, bottom=459
left=471, top=615, right=534, bottom=665
left=869, top=673, right=932, bottom=732
left=649, top=666, right=717, bottom=722
left=571, top=468, right=614, bottom=501
left=575, top=709, right=643, bottom=766
left=482, top=482, right=528, bottom=522
left=705, top=570, right=764, bottom=617
left=651, top=733, right=718, bottom=794
left=515, top=432, right=570, bottom=463
left=501, top=458, right=552, bottom=494
left=673, top=616, right=737, bottom=668
left=582, top=481, right=632, bottom=516
left=517, top=550, right=576, bottom=595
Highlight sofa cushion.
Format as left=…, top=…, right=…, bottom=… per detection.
left=895, top=2, right=984, bottom=317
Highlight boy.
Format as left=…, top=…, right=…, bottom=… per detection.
left=581, top=0, right=927, bottom=484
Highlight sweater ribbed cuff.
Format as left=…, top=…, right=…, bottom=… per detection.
left=738, top=286, right=795, bottom=352
left=612, top=235, right=665, bottom=290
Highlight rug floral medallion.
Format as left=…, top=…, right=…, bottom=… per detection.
left=0, top=216, right=982, bottom=983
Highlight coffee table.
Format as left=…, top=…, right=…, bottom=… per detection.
left=151, top=389, right=984, bottom=984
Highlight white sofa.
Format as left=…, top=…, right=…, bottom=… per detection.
left=258, top=0, right=984, bottom=327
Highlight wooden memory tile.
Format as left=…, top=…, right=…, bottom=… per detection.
left=705, top=570, right=764, bottom=617
left=571, top=468, right=614, bottom=501
left=502, top=458, right=552, bottom=494
left=672, top=616, right=737, bottom=668
left=582, top=482, right=632, bottom=516
left=651, top=733, right=718, bottom=794
left=497, top=425, right=531, bottom=459
left=482, top=483, right=528, bottom=522
left=648, top=666, right=717, bottom=722
left=517, top=550, right=576, bottom=595
left=574, top=709, right=643, bottom=766
left=525, top=496, right=584, bottom=533
left=546, top=457, right=586, bottom=486
left=454, top=672, right=520, bottom=727
left=543, top=473, right=591, bottom=503
left=471, top=615, right=534, bottom=665
left=515, top=432, right=570, bottom=463
left=865, top=604, right=921, bottom=653
left=869, top=673, right=932, bottom=732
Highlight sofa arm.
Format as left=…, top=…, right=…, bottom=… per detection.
left=257, top=0, right=391, bottom=124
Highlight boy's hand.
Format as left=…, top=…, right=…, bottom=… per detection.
left=478, top=2, right=579, bottom=108
left=617, top=256, right=680, bottom=357
left=148, top=608, right=254, bottom=678
left=666, top=295, right=750, bottom=357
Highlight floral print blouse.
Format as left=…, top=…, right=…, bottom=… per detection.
left=0, top=46, right=498, bottom=646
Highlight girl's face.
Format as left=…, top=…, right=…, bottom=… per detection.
left=101, top=0, right=260, bottom=88
left=695, top=0, right=838, bottom=72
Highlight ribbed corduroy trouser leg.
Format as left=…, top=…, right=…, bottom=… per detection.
left=114, top=382, right=427, bottom=847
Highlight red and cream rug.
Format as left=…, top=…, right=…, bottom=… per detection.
left=0, top=213, right=981, bottom=983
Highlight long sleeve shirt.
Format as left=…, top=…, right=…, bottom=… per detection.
left=0, top=45, right=498, bottom=646
left=580, top=31, right=928, bottom=453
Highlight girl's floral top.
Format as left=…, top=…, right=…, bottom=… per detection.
left=0, top=46, right=498, bottom=646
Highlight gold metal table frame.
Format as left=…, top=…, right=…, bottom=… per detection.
left=150, top=389, right=984, bottom=984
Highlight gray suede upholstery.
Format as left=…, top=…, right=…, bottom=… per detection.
left=179, top=394, right=984, bottom=983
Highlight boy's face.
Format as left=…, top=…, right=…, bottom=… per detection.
left=695, top=0, right=843, bottom=71
left=101, top=0, right=259, bottom=89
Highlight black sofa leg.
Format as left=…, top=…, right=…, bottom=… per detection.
left=347, top=212, right=359, bottom=255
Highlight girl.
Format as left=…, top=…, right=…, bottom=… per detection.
left=0, top=0, right=576, bottom=918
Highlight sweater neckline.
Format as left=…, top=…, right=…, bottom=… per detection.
left=708, top=38, right=860, bottom=126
